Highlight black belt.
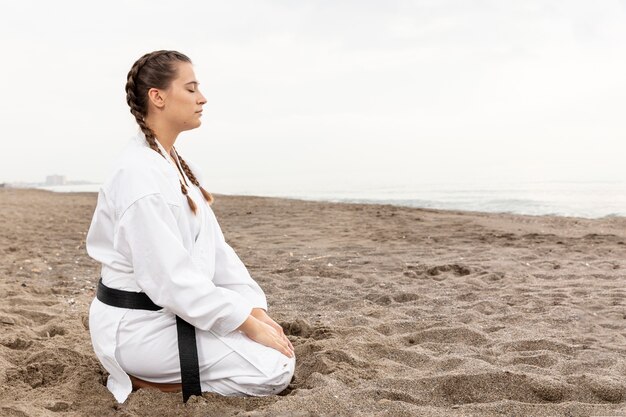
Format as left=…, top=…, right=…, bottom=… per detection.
left=96, top=277, right=201, bottom=403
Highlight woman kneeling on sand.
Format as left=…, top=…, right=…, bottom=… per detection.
left=85, top=50, right=295, bottom=404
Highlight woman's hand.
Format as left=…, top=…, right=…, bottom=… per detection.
left=251, top=308, right=294, bottom=352
left=237, top=315, right=294, bottom=358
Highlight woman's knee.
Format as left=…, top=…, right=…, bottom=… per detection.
left=264, top=355, right=295, bottom=394
left=240, top=354, right=295, bottom=396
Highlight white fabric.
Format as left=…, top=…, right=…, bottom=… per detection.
left=86, top=130, right=294, bottom=403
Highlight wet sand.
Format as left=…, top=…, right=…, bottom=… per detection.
left=1, top=188, right=626, bottom=416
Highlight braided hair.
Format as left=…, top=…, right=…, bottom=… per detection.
left=125, top=50, right=214, bottom=214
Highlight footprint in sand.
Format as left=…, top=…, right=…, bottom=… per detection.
left=281, top=318, right=334, bottom=340
left=1, top=308, right=55, bottom=326
left=0, top=407, right=30, bottom=417
left=0, top=336, right=32, bottom=350
left=366, top=388, right=423, bottom=406
left=427, top=264, right=472, bottom=277
left=392, top=292, right=420, bottom=303
left=402, top=263, right=475, bottom=281
left=35, top=323, right=68, bottom=338
left=365, top=291, right=420, bottom=306
left=5, top=361, right=65, bottom=388
left=404, top=326, right=489, bottom=348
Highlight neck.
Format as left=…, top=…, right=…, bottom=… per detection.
left=144, top=115, right=179, bottom=154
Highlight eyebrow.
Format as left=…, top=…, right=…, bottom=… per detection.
left=185, top=81, right=199, bottom=86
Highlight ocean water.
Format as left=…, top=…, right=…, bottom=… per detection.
left=38, top=181, right=626, bottom=219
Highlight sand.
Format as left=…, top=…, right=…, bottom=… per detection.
left=1, top=187, right=626, bottom=416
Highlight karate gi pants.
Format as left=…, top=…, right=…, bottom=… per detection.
left=114, top=309, right=295, bottom=396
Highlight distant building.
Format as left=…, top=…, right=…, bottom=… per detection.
left=45, top=175, right=66, bottom=186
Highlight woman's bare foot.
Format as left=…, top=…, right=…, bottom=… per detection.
left=129, top=374, right=182, bottom=393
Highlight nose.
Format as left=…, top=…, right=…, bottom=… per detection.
left=197, top=91, right=207, bottom=106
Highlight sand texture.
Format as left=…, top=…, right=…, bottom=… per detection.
left=1, top=188, right=626, bottom=416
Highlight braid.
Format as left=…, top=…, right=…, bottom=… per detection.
left=180, top=182, right=198, bottom=214
left=125, top=50, right=211, bottom=214
left=125, top=51, right=170, bottom=159
left=176, top=153, right=214, bottom=205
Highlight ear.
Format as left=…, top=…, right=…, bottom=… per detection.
left=147, top=87, right=166, bottom=109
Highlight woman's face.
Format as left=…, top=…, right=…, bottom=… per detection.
left=159, top=61, right=207, bottom=132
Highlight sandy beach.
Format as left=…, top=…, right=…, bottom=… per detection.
left=1, top=187, right=626, bottom=416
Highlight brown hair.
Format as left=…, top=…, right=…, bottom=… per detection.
left=125, top=50, right=214, bottom=214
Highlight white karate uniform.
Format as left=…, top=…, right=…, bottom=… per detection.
left=86, top=130, right=295, bottom=403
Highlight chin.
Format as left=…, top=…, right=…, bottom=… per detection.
left=182, top=121, right=202, bottom=131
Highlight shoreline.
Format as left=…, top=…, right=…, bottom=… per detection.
left=15, top=186, right=626, bottom=221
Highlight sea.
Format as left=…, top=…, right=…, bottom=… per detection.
left=38, top=181, right=626, bottom=219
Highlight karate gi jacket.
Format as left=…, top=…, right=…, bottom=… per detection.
left=86, top=130, right=268, bottom=403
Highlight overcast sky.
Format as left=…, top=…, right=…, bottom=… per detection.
left=1, top=0, right=625, bottom=193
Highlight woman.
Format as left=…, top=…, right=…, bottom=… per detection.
left=86, top=50, right=295, bottom=404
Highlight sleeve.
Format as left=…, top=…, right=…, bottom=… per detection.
left=212, top=223, right=268, bottom=311
left=114, top=193, right=253, bottom=336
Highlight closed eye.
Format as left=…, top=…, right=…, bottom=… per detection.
left=185, top=81, right=199, bottom=92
